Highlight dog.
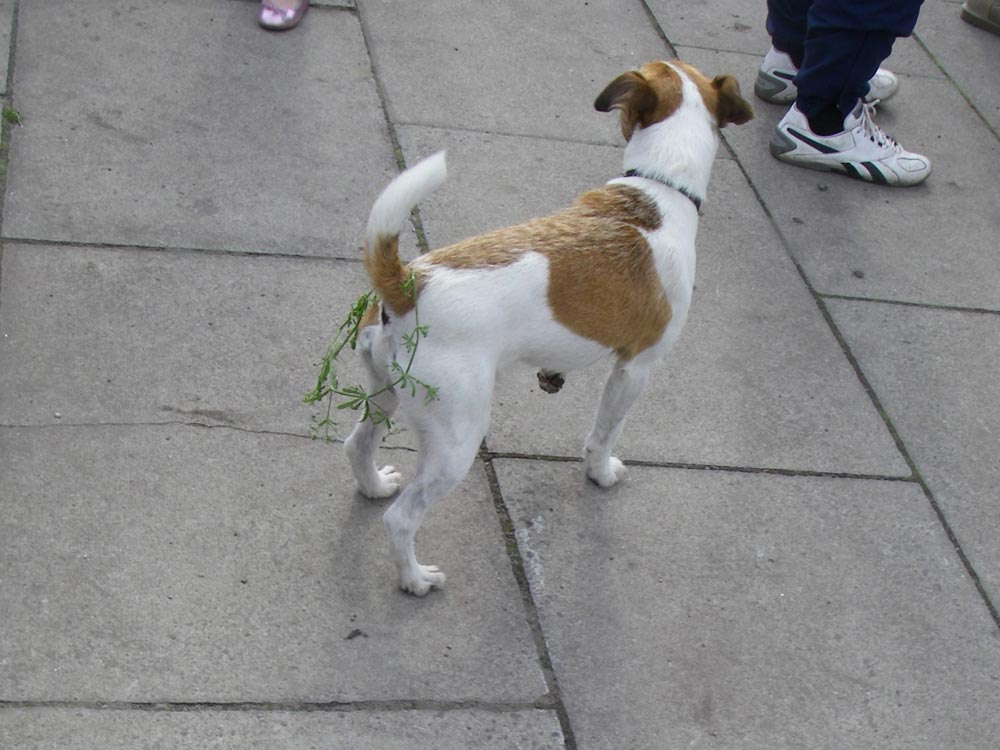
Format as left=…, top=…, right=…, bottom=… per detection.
left=343, top=60, right=753, bottom=595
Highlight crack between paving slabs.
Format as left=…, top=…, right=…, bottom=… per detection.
left=0, top=698, right=551, bottom=714
left=479, top=441, right=579, bottom=750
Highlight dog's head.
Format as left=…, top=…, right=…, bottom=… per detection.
left=595, top=60, right=753, bottom=141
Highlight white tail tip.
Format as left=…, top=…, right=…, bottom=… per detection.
left=366, top=150, right=448, bottom=249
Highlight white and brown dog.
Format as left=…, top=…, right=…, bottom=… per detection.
left=344, top=60, right=753, bottom=595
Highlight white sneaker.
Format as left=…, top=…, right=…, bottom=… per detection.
left=755, top=46, right=899, bottom=105
left=770, top=101, right=931, bottom=186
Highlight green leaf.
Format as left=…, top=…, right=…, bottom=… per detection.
left=402, top=331, right=417, bottom=354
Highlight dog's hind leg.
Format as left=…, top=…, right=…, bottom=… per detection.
left=584, top=356, right=651, bottom=488
left=382, top=435, right=482, bottom=596
left=382, top=373, right=493, bottom=595
left=345, top=328, right=403, bottom=499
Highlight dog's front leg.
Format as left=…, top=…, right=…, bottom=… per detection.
left=584, top=358, right=651, bottom=487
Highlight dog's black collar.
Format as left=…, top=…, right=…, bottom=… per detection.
left=624, top=169, right=703, bottom=211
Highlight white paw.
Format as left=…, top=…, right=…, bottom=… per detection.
left=399, top=564, right=446, bottom=597
left=587, top=457, right=626, bottom=488
left=360, top=465, right=402, bottom=499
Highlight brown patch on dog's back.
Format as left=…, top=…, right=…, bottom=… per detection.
left=574, top=184, right=661, bottom=229
left=420, top=185, right=671, bottom=359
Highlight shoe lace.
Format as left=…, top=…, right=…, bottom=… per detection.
left=857, top=100, right=900, bottom=153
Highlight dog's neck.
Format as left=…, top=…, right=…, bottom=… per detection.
left=623, top=169, right=703, bottom=211
left=621, top=92, right=719, bottom=208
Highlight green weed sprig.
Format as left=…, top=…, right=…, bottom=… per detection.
left=304, top=271, right=439, bottom=441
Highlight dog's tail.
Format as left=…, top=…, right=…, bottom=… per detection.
left=364, top=151, right=447, bottom=315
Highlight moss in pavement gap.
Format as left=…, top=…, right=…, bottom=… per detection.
left=2, top=105, right=21, bottom=126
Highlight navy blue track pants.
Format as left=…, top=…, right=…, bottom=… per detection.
left=766, top=0, right=924, bottom=119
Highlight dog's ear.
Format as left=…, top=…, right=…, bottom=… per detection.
left=595, top=71, right=658, bottom=141
left=711, top=75, right=754, bottom=127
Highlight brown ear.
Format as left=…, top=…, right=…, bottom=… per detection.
left=595, top=71, right=657, bottom=141
left=711, top=75, right=754, bottom=127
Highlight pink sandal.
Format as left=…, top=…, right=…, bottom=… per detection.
left=257, top=0, right=309, bottom=31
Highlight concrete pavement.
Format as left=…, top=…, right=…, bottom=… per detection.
left=2, top=1, right=999, bottom=748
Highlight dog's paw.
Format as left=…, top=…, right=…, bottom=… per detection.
left=400, top=564, right=446, bottom=597
left=360, top=466, right=402, bottom=499
left=587, top=457, right=626, bottom=488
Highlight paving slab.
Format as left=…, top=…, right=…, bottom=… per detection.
left=916, top=0, right=1000, bottom=133
left=495, top=458, right=1000, bottom=750
left=683, top=47, right=1000, bottom=310
left=359, top=0, right=668, bottom=142
left=0, top=243, right=417, bottom=445
left=0, top=425, right=544, bottom=702
left=828, top=299, right=1000, bottom=603
left=3, top=0, right=396, bottom=256
left=0, top=707, right=564, bottom=750
left=644, top=0, right=771, bottom=55
left=466, top=158, right=906, bottom=476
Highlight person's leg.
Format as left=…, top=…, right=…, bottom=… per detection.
left=765, top=0, right=812, bottom=67
left=795, top=30, right=897, bottom=134
left=765, top=0, right=813, bottom=67
left=758, top=0, right=903, bottom=107
left=795, top=0, right=923, bottom=134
